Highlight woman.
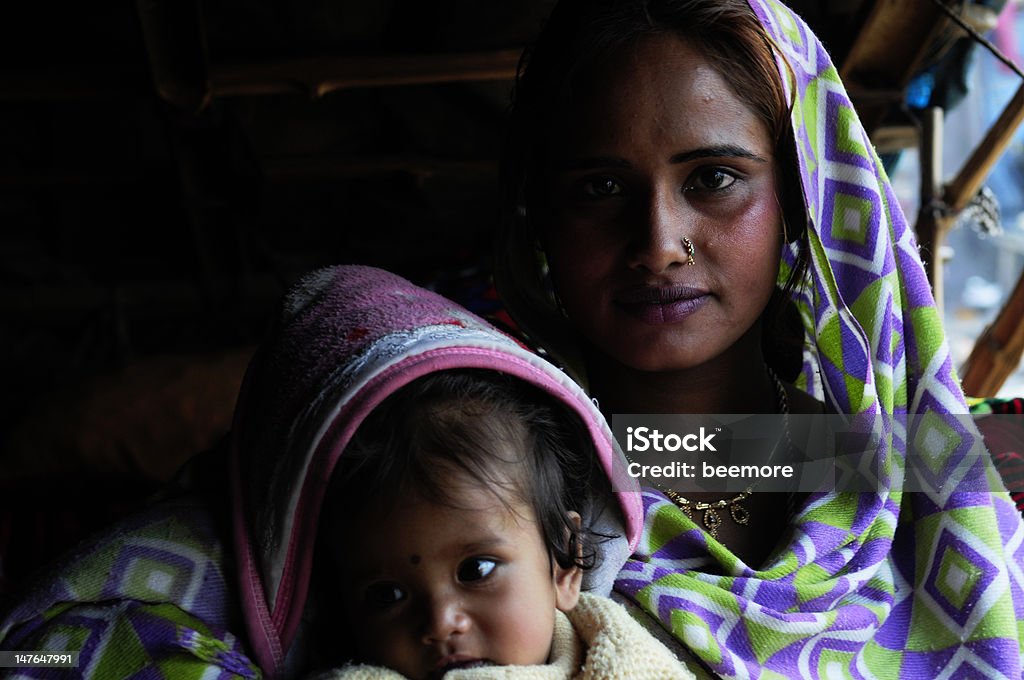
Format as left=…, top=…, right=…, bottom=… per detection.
left=494, top=0, right=1024, bottom=677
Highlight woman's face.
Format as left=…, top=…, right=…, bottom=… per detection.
left=541, top=33, right=783, bottom=374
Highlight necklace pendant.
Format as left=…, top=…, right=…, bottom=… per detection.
left=730, top=501, right=751, bottom=526
left=703, top=507, right=722, bottom=538
left=636, top=365, right=788, bottom=544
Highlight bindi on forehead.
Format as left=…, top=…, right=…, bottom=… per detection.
left=409, top=554, right=421, bottom=566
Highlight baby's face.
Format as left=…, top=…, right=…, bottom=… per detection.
left=333, top=475, right=580, bottom=679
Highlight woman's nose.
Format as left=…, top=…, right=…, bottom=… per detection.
left=420, top=593, right=470, bottom=643
left=628, top=189, right=691, bottom=274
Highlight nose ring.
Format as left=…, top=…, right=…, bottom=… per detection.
left=682, top=236, right=696, bottom=266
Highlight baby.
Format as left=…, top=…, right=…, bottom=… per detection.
left=312, top=368, right=694, bottom=679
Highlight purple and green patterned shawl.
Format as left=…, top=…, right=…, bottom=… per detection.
left=0, top=498, right=260, bottom=679
left=614, top=1, right=1024, bottom=678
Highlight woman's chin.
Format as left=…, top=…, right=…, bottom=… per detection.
left=595, top=341, right=711, bottom=375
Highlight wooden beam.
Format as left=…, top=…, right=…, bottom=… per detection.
left=913, top=108, right=949, bottom=306
left=944, top=82, right=1024, bottom=211
left=961, top=269, right=1024, bottom=396
left=208, top=49, right=522, bottom=99
left=0, top=49, right=522, bottom=102
left=946, top=86, right=1024, bottom=398
left=840, top=0, right=951, bottom=136
left=135, top=0, right=210, bottom=113
left=871, top=124, right=919, bottom=154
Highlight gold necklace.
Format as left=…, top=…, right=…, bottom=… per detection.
left=632, top=367, right=790, bottom=540
left=663, top=487, right=754, bottom=539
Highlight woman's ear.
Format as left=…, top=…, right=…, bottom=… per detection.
left=554, top=511, right=583, bottom=612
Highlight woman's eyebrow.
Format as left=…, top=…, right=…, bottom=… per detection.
left=669, top=145, right=769, bottom=164
left=554, top=145, right=769, bottom=171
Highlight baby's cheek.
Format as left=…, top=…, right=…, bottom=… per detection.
left=487, top=600, right=556, bottom=666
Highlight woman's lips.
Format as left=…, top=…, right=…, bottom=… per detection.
left=614, top=285, right=709, bottom=324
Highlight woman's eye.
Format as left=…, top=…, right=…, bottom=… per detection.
left=687, top=168, right=737, bottom=192
left=457, top=557, right=497, bottom=583
left=582, top=177, right=623, bottom=198
left=364, top=583, right=406, bottom=607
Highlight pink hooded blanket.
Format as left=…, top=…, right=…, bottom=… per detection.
left=228, top=265, right=642, bottom=677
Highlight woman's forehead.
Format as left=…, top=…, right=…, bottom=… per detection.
left=545, top=35, right=772, bottom=162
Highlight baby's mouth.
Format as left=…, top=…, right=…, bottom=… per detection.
left=428, top=656, right=490, bottom=679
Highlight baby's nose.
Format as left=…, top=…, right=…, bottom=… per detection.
left=421, top=593, right=470, bottom=643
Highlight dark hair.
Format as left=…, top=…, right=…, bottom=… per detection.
left=495, top=0, right=809, bottom=381
left=324, top=369, right=609, bottom=572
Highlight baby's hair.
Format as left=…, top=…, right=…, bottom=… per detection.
left=326, top=368, right=611, bottom=572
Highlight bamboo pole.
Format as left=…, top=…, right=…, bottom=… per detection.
left=914, top=108, right=947, bottom=310
left=209, top=49, right=522, bottom=99
left=944, top=82, right=1024, bottom=211
left=961, top=271, right=1024, bottom=396
left=0, top=49, right=523, bottom=102
left=953, top=83, right=1024, bottom=395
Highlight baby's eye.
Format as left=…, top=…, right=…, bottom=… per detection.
left=364, top=583, right=406, bottom=607
left=582, top=176, right=623, bottom=198
left=686, top=168, right=737, bottom=192
left=457, top=557, right=497, bottom=583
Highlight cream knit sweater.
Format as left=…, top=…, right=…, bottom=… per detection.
left=316, top=593, right=696, bottom=680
